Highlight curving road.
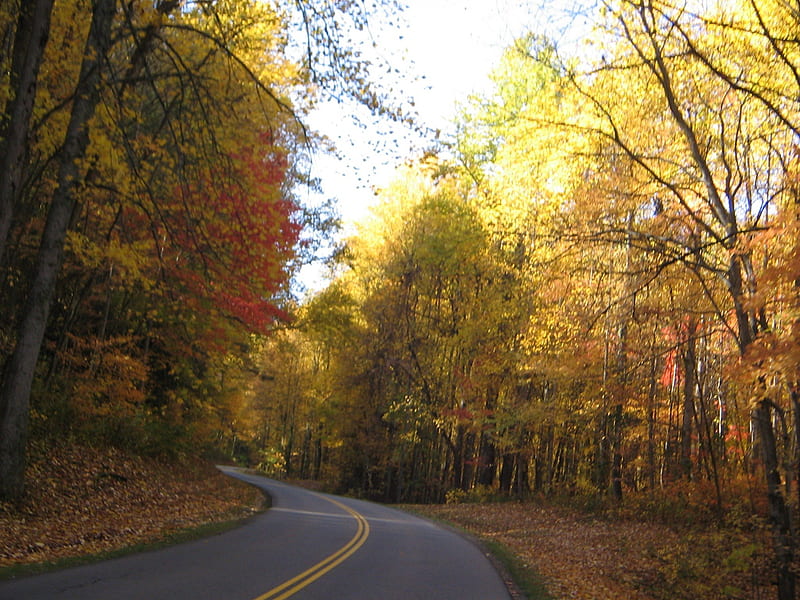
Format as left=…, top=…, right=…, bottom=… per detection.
left=0, top=468, right=512, bottom=599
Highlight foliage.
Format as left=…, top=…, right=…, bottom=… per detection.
left=237, top=3, right=800, bottom=596
left=11, top=0, right=788, bottom=593
left=0, top=0, right=407, bottom=497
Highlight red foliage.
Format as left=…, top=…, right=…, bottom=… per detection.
left=441, top=406, right=476, bottom=421
left=159, top=134, right=300, bottom=334
left=658, top=317, right=703, bottom=388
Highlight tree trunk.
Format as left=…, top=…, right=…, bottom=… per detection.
left=0, top=0, right=115, bottom=500
left=513, top=453, right=529, bottom=498
left=681, top=320, right=698, bottom=479
left=755, top=400, right=796, bottom=600
left=461, top=431, right=475, bottom=490
left=595, top=413, right=611, bottom=492
left=611, top=403, right=623, bottom=501
left=792, top=389, right=800, bottom=511
left=477, top=431, right=496, bottom=487
left=453, top=423, right=465, bottom=490
left=300, top=424, right=312, bottom=478
left=0, top=0, right=55, bottom=265
left=499, top=452, right=514, bottom=494
left=646, top=356, right=658, bottom=489
left=313, top=424, right=323, bottom=480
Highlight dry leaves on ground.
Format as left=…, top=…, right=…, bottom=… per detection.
left=410, top=502, right=774, bottom=600
left=0, top=440, right=262, bottom=568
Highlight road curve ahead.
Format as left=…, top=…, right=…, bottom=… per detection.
left=0, top=468, right=512, bottom=600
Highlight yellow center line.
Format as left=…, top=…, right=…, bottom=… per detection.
left=252, top=494, right=371, bottom=600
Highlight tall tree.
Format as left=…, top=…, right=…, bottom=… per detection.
left=0, top=0, right=55, bottom=265
left=567, top=1, right=796, bottom=594
left=0, top=0, right=396, bottom=499
left=0, top=0, right=116, bottom=499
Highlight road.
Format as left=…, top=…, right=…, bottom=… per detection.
left=0, top=468, right=512, bottom=599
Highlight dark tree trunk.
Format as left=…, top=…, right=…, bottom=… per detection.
left=0, top=0, right=55, bottom=265
left=595, top=414, right=611, bottom=492
left=300, top=424, right=312, bottom=478
left=646, top=356, right=658, bottom=489
left=0, top=0, right=115, bottom=500
left=477, top=431, right=496, bottom=487
left=792, top=389, right=800, bottom=511
left=499, top=452, right=514, bottom=494
left=453, top=424, right=464, bottom=490
left=513, top=453, right=529, bottom=498
left=313, top=423, right=323, bottom=480
left=611, top=403, right=623, bottom=501
left=681, top=321, right=698, bottom=479
left=755, top=400, right=796, bottom=600
left=461, top=431, right=475, bottom=490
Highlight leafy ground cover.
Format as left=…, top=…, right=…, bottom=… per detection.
left=0, top=443, right=778, bottom=599
left=408, top=501, right=775, bottom=600
left=0, top=440, right=263, bottom=575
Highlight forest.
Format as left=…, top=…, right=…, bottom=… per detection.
left=1, top=0, right=799, bottom=598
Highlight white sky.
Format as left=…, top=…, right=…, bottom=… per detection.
left=295, top=0, right=593, bottom=293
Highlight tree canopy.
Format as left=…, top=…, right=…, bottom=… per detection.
left=5, top=1, right=800, bottom=597
left=0, top=0, right=401, bottom=499
left=233, top=2, right=800, bottom=597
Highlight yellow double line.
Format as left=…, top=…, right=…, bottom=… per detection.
left=253, top=495, right=370, bottom=600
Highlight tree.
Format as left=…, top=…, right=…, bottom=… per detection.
left=0, top=0, right=397, bottom=499
left=522, top=0, right=797, bottom=594
left=0, top=0, right=55, bottom=265
left=0, top=0, right=116, bottom=500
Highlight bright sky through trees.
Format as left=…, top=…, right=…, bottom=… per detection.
left=296, top=0, right=594, bottom=293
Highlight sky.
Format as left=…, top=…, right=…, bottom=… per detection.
left=295, top=0, right=593, bottom=294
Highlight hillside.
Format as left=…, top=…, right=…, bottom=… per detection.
left=0, top=441, right=262, bottom=572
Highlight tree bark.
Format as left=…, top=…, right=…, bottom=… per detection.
left=0, top=0, right=115, bottom=500
left=499, top=452, right=514, bottom=494
left=477, top=431, right=496, bottom=487
left=0, top=0, right=55, bottom=265
left=610, top=403, right=623, bottom=501
left=755, top=400, right=796, bottom=600
left=680, top=319, right=698, bottom=479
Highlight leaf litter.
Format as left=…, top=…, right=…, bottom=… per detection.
left=408, top=502, right=777, bottom=600
left=0, top=440, right=262, bottom=569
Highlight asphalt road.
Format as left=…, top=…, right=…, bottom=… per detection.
left=0, top=468, right=512, bottom=599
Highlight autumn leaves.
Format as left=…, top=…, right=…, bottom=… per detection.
left=0, top=1, right=308, bottom=498
left=240, top=4, right=800, bottom=597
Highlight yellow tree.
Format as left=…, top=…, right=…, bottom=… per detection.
left=0, top=0, right=397, bottom=499
left=556, top=1, right=798, bottom=594
left=302, top=158, right=529, bottom=501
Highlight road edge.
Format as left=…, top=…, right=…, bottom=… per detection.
left=396, top=507, right=533, bottom=600
left=0, top=469, right=271, bottom=582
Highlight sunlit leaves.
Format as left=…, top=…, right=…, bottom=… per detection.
left=272, top=1, right=800, bottom=517
left=0, top=0, right=321, bottom=466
